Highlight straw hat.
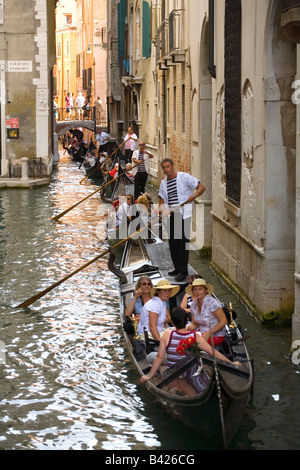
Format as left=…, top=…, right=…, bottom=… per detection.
left=150, top=279, right=180, bottom=298
left=185, top=278, right=214, bottom=296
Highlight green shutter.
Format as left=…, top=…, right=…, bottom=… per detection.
left=118, top=0, right=126, bottom=58
left=142, top=1, right=151, bottom=58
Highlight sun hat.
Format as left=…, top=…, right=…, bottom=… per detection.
left=150, top=279, right=180, bottom=298
left=185, top=278, right=214, bottom=296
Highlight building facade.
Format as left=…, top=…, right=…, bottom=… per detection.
left=54, top=0, right=77, bottom=114
left=108, top=0, right=300, bottom=342
left=75, top=0, right=107, bottom=126
left=0, top=0, right=57, bottom=180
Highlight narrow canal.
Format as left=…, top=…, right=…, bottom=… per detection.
left=0, top=153, right=300, bottom=451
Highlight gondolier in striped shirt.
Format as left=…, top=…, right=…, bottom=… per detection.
left=132, top=142, right=153, bottom=200
left=158, top=158, right=206, bottom=282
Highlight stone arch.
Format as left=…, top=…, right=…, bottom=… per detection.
left=55, top=120, right=96, bottom=137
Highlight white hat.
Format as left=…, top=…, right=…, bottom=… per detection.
left=185, top=278, right=214, bottom=296
left=150, top=279, right=180, bottom=298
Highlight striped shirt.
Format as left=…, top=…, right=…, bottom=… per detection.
left=166, top=330, right=197, bottom=368
left=166, top=177, right=179, bottom=206
left=137, top=152, right=146, bottom=173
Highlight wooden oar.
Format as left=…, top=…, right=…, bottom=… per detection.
left=51, top=159, right=142, bottom=221
left=79, top=139, right=129, bottom=184
left=16, top=199, right=191, bottom=309
left=15, top=227, right=147, bottom=309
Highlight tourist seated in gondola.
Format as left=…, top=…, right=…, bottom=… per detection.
left=109, top=162, right=119, bottom=179
left=140, top=307, right=241, bottom=396
left=99, top=153, right=109, bottom=177
left=115, top=194, right=133, bottom=230
left=180, top=274, right=204, bottom=320
left=137, top=279, right=179, bottom=341
left=68, top=136, right=80, bottom=155
left=125, top=275, right=153, bottom=320
left=84, top=150, right=97, bottom=168
left=125, top=163, right=135, bottom=181
left=186, top=278, right=228, bottom=346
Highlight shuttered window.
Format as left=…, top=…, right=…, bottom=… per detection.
left=224, top=0, right=242, bottom=205
left=118, top=0, right=126, bottom=58
left=142, top=1, right=151, bottom=58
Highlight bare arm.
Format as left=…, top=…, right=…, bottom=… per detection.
left=140, top=332, right=169, bottom=382
left=196, top=333, right=240, bottom=366
left=124, top=289, right=142, bottom=317
left=201, top=307, right=228, bottom=342
left=149, top=311, right=161, bottom=341
left=186, top=182, right=206, bottom=204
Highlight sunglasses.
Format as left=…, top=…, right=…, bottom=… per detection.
left=141, top=282, right=152, bottom=286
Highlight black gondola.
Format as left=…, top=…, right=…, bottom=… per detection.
left=109, top=233, right=254, bottom=448
left=100, top=149, right=134, bottom=204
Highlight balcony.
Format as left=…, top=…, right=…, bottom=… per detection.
left=281, top=0, right=300, bottom=42
left=156, top=9, right=185, bottom=70
left=169, top=9, right=185, bottom=63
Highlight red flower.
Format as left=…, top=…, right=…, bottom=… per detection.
left=176, top=336, right=197, bottom=355
left=186, top=337, right=196, bottom=346
left=176, top=346, right=185, bottom=355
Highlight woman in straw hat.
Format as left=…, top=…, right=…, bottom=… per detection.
left=186, top=278, right=227, bottom=346
left=137, top=279, right=180, bottom=341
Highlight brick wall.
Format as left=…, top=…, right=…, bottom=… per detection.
left=166, top=62, right=191, bottom=173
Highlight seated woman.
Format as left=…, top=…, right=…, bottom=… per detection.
left=125, top=275, right=153, bottom=319
left=180, top=274, right=203, bottom=319
left=137, top=279, right=180, bottom=341
left=186, top=278, right=227, bottom=346
left=140, top=307, right=241, bottom=396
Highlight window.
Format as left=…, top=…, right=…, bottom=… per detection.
left=64, top=14, right=72, bottom=24
left=57, top=42, right=61, bottom=57
left=142, top=1, right=151, bottom=58
left=224, top=0, right=242, bottom=205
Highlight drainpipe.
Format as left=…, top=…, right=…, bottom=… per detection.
left=208, top=0, right=216, bottom=78
left=162, top=70, right=166, bottom=144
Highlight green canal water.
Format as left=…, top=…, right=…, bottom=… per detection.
left=0, top=153, right=299, bottom=451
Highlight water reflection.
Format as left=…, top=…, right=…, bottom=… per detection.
left=0, top=155, right=160, bottom=450
left=0, top=154, right=300, bottom=450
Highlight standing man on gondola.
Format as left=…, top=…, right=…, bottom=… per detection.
left=123, top=126, right=138, bottom=164
left=132, top=142, right=153, bottom=200
left=158, top=158, right=206, bottom=282
left=96, top=128, right=110, bottom=155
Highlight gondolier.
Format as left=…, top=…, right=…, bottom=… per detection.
left=158, top=158, right=206, bottom=282
left=96, top=128, right=110, bottom=154
left=132, top=142, right=153, bottom=200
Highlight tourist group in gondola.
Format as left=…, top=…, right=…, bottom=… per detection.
left=55, top=123, right=255, bottom=447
